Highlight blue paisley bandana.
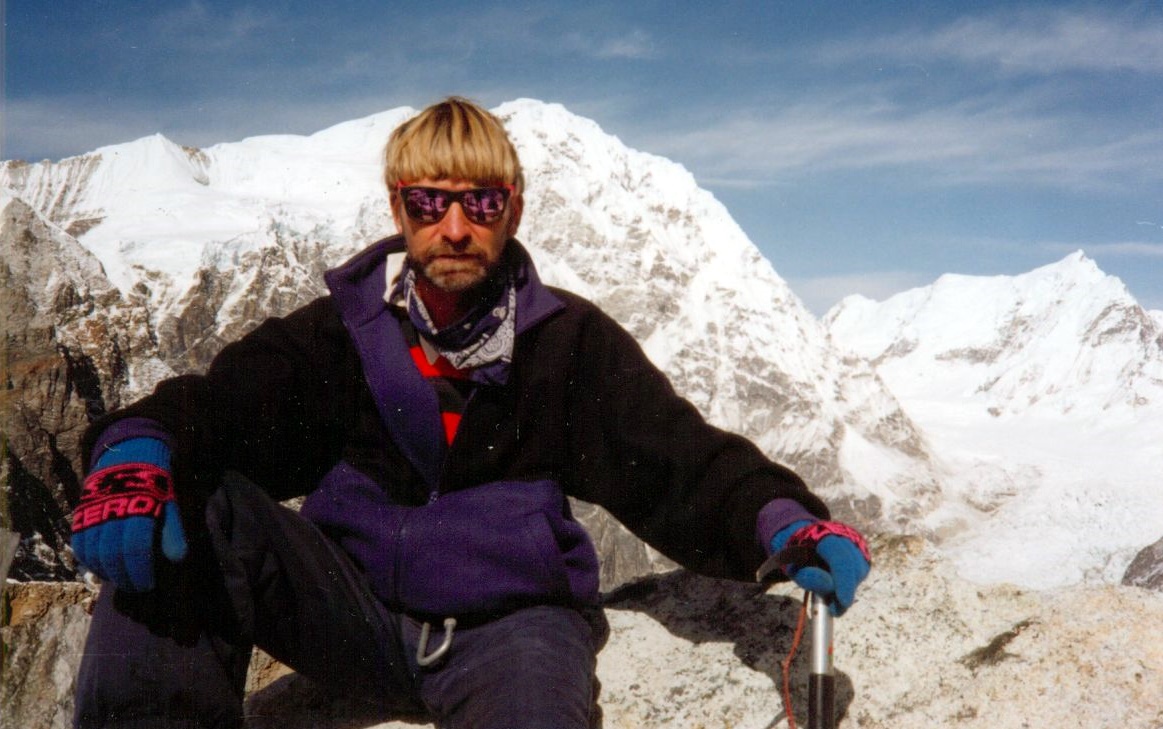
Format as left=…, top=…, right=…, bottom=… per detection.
left=390, top=264, right=517, bottom=379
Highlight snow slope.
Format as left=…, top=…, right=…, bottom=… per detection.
left=825, top=253, right=1163, bottom=587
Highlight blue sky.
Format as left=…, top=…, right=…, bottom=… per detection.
left=6, top=1, right=1163, bottom=313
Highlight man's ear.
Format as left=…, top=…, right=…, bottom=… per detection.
left=389, top=191, right=404, bottom=233
left=506, top=192, right=524, bottom=237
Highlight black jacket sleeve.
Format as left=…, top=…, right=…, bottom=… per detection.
left=562, top=302, right=830, bottom=581
left=82, top=297, right=355, bottom=515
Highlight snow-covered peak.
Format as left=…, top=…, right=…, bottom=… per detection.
left=0, top=108, right=415, bottom=298
left=92, top=134, right=212, bottom=189
left=825, top=250, right=1159, bottom=415
left=493, top=102, right=858, bottom=462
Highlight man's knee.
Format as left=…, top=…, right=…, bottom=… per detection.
left=419, top=606, right=604, bottom=728
left=204, top=471, right=278, bottom=539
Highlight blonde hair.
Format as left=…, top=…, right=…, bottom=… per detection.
left=383, top=97, right=524, bottom=193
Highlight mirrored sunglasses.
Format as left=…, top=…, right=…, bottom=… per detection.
left=397, top=184, right=514, bottom=225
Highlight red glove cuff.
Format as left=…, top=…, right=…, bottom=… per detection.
left=72, top=463, right=175, bottom=532
left=787, top=521, right=871, bottom=564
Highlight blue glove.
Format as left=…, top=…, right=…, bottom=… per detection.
left=71, top=437, right=188, bottom=591
left=770, top=519, right=870, bottom=616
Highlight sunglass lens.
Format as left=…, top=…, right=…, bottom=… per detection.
left=462, top=188, right=508, bottom=224
left=403, top=188, right=449, bottom=223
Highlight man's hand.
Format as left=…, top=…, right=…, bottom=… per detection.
left=71, top=438, right=188, bottom=592
left=770, top=520, right=870, bottom=616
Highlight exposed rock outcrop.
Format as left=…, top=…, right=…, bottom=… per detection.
left=1124, top=536, right=1163, bottom=591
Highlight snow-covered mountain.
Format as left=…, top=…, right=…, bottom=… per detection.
left=825, top=256, right=1163, bottom=587
left=3, top=98, right=1161, bottom=592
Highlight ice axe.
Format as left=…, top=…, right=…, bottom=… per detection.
left=757, top=545, right=836, bottom=729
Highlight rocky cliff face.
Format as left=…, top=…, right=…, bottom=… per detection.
left=0, top=196, right=142, bottom=580
left=1, top=581, right=94, bottom=729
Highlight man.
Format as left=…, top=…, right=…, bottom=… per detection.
left=71, top=97, right=870, bottom=729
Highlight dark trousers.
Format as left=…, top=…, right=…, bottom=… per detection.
left=73, top=473, right=607, bottom=729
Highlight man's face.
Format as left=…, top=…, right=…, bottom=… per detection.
left=392, top=178, right=523, bottom=294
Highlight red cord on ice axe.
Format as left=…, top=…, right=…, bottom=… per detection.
left=758, top=546, right=838, bottom=729
left=781, top=594, right=810, bottom=729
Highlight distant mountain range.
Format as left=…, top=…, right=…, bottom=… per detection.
left=3, top=99, right=1161, bottom=589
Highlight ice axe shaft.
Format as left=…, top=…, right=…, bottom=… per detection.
left=807, top=592, right=835, bottom=729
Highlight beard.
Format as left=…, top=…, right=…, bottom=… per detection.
left=410, top=246, right=504, bottom=294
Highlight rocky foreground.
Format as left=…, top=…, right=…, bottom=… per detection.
left=4, top=534, right=1162, bottom=729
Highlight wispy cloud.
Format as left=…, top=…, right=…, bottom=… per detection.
left=592, top=30, right=659, bottom=60
left=148, top=1, right=283, bottom=53
left=543, top=26, right=662, bottom=62
left=817, top=7, right=1163, bottom=75
left=643, top=87, right=1163, bottom=193
left=640, top=7, right=1163, bottom=193
left=64, top=0, right=285, bottom=59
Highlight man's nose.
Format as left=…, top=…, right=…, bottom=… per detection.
left=438, top=202, right=473, bottom=244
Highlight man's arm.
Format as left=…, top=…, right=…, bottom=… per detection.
left=82, top=296, right=352, bottom=513
left=562, top=304, right=831, bottom=581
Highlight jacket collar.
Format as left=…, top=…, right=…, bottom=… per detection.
left=324, top=235, right=564, bottom=335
